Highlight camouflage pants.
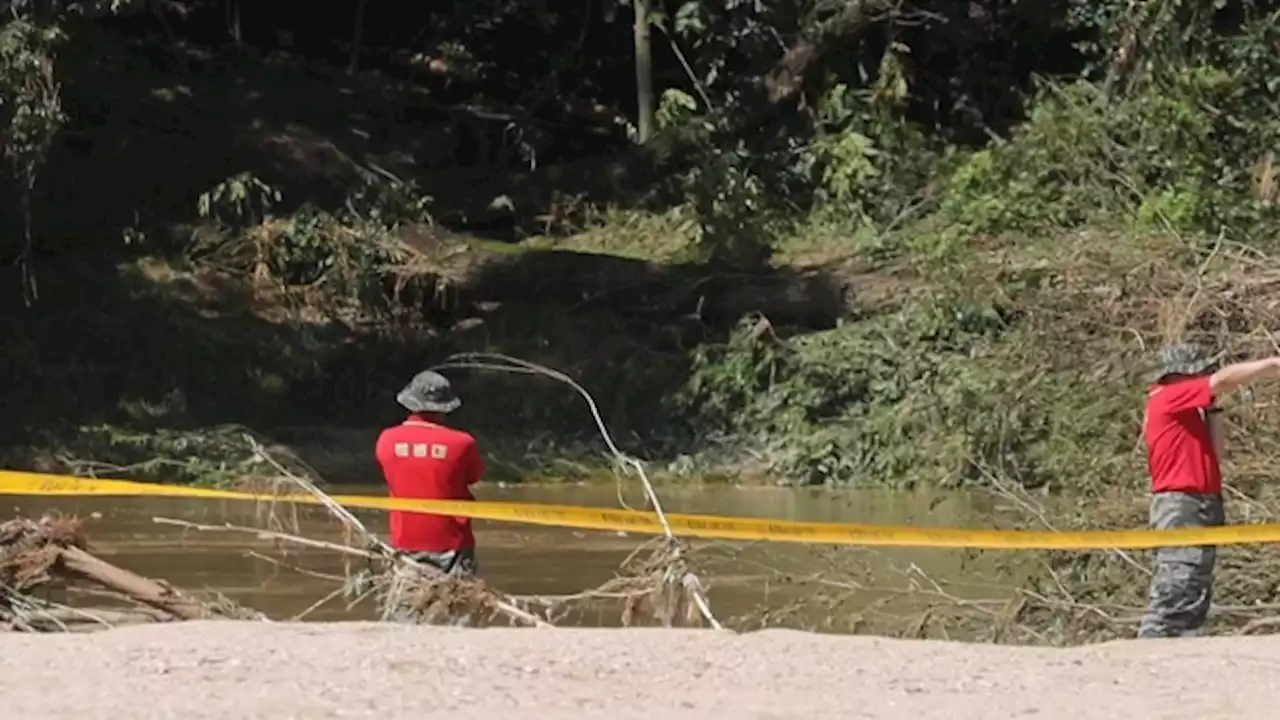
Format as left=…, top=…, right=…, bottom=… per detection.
left=1138, top=492, right=1224, bottom=639
left=404, top=547, right=480, bottom=578
left=382, top=547, right=479, bottom=624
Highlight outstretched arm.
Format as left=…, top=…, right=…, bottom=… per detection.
left=1209, top=357, right=1280, bottom=396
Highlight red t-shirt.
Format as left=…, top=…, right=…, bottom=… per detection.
left=374, top=415, right=485, bottom=552
left=1144, top=377, right=1221, bottom=494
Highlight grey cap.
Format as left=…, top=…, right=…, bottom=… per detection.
left=396, top=370, right=462, bottom=414
left=1153, top=343, right=1215, bottom=381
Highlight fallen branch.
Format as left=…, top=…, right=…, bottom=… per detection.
left=0, top=515, right=263, bottom=631
left=59, top=546, right=242, bottom=621
left=762, top=0, right=894, bottom=106
left=153, top=517, right=371, bottom=556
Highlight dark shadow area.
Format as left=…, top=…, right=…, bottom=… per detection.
left=0, top=240, right=851, bottom=483
left=298, top=247, right=852, bottom=428
left=12, top=25, right=648, bottom=253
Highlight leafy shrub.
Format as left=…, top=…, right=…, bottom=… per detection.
left=188, top=174, right=435, bottom=308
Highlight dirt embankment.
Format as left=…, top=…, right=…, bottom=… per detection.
left=0, top=621, right=1272, bottom=719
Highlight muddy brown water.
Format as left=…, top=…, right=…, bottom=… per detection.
left=5, top=484, right=1024, bottom=627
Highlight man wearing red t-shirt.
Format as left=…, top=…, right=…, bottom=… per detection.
left=1139, top=344, right=1280, bottom=638
left=375, top=370, right=484, bottom=581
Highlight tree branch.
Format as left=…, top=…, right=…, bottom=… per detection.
left=763, top=0, right=895, bottom=105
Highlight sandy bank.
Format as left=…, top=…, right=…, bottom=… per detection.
left=0, top=621, right=1275, bottom=719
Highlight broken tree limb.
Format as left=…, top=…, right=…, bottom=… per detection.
left=0, top=515, right=264, bottom=631
left=153, top=516, right=373, bottom=556
left=764, top=0, right=894, bottom=104
left=59, top=546, right=221, bottom=621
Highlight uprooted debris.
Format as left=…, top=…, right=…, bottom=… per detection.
left=141, top=433, right=720, bottom=630
left=0, top=514, right=262, bottom=632
left=496, top=536, right=718, bottom=629
left=7, top=361, right=727, bottom=633
left=346, top=536, right=717, bottom=629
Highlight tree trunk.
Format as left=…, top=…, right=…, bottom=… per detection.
left=149, top=0, right=189, bottom=73
left=348, top=0, right=369, bottom=75
left=632, top=0, right=654, bottom=143
left=19, top=183, right=37, bottom=307
left=226, top=0, right=242, bottom=46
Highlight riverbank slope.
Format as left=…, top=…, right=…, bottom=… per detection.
left=0, top=621, right=1270, bottom=719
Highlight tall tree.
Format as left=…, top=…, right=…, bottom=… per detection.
left=632, top=0, right=654, bottom=143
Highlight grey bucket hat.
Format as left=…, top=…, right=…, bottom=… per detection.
left=396, top=370, right=462, bottom=414
left=1152, top=343, right=1216, bottom=381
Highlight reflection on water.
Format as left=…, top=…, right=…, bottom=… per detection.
left=3, top=483, right=1020, bottom=627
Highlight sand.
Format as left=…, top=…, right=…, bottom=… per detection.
left=0, top=621, right=1276, bottom=719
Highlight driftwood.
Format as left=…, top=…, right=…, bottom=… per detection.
left=59, top=546, right=219, bottom=621
left=0, top=515, right=261, bottom=632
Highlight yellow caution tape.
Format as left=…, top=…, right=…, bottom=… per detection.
left=0, top=469, right=1273, bottom=550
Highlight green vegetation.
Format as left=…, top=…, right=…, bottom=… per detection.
left=2, top=0, right=1280, bottom=491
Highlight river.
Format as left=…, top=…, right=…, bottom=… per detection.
left=7, top=484, right=1025, bottom=630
